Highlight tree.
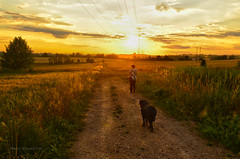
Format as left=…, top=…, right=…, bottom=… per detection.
left=86, top=58, right=94, bottom=63
left=228, top=55, right=236, bottom=60
left=105, top=54, right=119, bottom=59
left=41, top=53, right=49, bottom=57
left=1, top=37, right=35, bottom=70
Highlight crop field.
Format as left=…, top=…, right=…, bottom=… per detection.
left=0, top=62, right=103, bottom=158
left=0, top=59, right=240, bottom=158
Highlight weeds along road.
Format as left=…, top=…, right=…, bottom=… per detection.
left=70, top=68, right=236, bottom=159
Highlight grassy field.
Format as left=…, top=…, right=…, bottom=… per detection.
left=132, top=61, right=240, bottom=153
left=0, top=62, right=102, bottom=158
left=0, top=58, right=239, bottom=158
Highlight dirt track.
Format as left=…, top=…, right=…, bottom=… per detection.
left=70, top=70, right=237, bottom=159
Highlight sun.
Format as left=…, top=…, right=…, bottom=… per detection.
left=125, top=35, right=139, bottom=50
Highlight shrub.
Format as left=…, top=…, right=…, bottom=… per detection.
left=200, top=58, right=206, bottom=67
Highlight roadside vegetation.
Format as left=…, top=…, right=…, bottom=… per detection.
left=0, top=65, right=101, bottom=158
left=137, top=66, right=240, bottom=153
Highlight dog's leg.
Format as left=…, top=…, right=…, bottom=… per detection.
left=146, top=119, right=148, bottom=127
left=149, top=121, right=153, bottom=132
left=142, top=115, right=145, bottom=126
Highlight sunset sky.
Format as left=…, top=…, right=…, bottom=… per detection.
left=0, top=0, right=240, bottom=55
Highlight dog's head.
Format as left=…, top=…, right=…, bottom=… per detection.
left=139, top=100, right=149, bottom=108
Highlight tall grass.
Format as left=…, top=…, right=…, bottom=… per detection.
left=137, top=67, right=240, bottom=153
left=0, top=71, right=97, bottom=158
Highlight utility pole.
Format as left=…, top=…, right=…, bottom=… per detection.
left=138, top=31, right=141, bottom=54
left=195, top=47, right=198, bottom=61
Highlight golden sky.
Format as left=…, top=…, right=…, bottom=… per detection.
left=0, top=0, right=240, bottom=55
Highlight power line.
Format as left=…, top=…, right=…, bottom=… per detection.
left=76, top=0, right=108, bottom=34
left=131, top=0, right=140, bottom=54
left=132, top=0, right=138, bottom=23
left=88, top=0, right=116, bottom=33
left=116, top=0, right=123, bottom=14
left=103, top=0, right=115, bottom=18
left=123, top=0, right=130, bottom=18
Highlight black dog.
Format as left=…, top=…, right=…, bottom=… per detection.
left=139, top=100, right=157, bottom=132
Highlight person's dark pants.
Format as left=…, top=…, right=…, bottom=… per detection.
left=129, top=78, right=136, bottom=93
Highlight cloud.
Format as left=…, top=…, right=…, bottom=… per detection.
left=170, top=30, right=240, bottom=38
left=4, top=11, right=48, bottom=23
left=233, top=44, right=240, bottom=49
left=155, top=3, right=184, bottom=12
left=71, top=44, right=100, bottom=49
left=13, top=25, right=78, bottom=38
left=148, top=35, right=175, bottom=44
left=174, top=7, right=185, bottom=12
left=155, top=3, right=169, bottom=12
left=17, top=3, right=29, bottom=9
left=52, top=20, right=72, bottom=26
left=3, top=11, right=72, bottom=26
left=202, top=45, right=231, bottom=51
left=12, top=25, right=126, bottom=39
left=224, top=31, right=240, bottom=37
left=162, top=45, right=190, bottom=49
left=214, top=17, right=240, bottom=29
left=80, top=33, right=125, bottom=39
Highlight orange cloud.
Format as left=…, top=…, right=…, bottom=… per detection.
left=12, top=25, right=126, bottom=39
left=148, top=35, right=175, bottom=44
left=162, top=45, right=190, bottom=49
left=3, top=11, right=72, bottom=26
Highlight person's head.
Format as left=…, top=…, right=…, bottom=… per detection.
left=131, top=65, right=135, bottom=68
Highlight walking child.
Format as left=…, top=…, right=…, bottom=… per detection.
left=129, top=65, right=137, bottom=93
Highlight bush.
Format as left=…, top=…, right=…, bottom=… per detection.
left=200, top=58, right=206, bottom=67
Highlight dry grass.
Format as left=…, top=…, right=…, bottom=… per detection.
left=0, top=63, right=102, bottom=158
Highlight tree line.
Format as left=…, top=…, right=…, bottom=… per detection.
left=1, top=36, right=240, bottom=71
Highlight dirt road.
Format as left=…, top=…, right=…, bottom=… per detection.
left=70, top=71, right=236, bottom=159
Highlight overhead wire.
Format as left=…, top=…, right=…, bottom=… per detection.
left=76, top=0, right=143, bottom=53
left=131, top=0, right=141, bottom=54
left=103, top=0, right=116, bottom=19
left=123, top=0, right=130, bottom=19
left=116, top=0, right=124, bottom=15
left=76, top=0, right=109, bottom=34
left=88, top=0, right=117, bottom=33
left=132, top=0, right=138, bottom=23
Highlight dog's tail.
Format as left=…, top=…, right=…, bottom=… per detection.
left=148, top=106, right=157, bottom=122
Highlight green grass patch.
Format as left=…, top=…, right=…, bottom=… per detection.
left=137, top=66, right=240, bottom=153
